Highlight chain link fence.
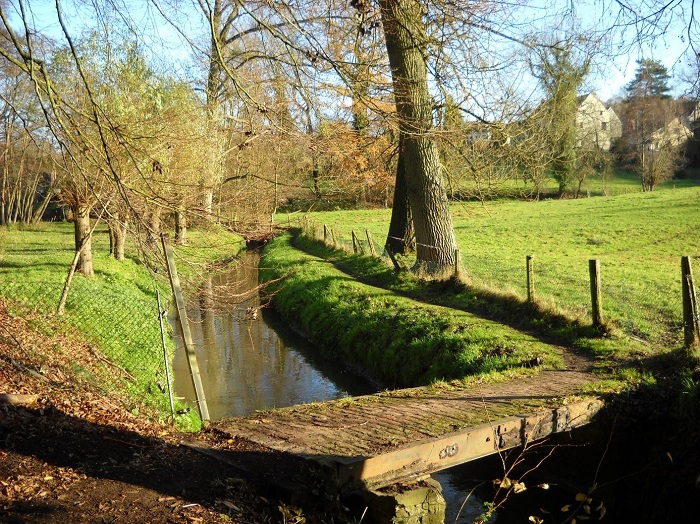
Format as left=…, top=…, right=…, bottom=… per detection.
left=0, top=277, right=179, bottom=421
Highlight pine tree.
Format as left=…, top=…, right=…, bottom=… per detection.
left=625, top=59, right=672, bottom=99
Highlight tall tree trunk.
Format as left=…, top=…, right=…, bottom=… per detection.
left=385, top=134, right=414, bottom=255
left=379, top=0, right=458, bottom=276
left=114, top=219, right=127, bottom=261
left=147, top=207, right=162, bottom=244
left=108, top=212, right=127, bottom=262
left=72, top=203, right=94, bottom=276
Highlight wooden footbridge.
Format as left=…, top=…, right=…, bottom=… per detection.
left=203, top=350, right=604, bottom=495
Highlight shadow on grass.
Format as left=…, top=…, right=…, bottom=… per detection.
left=291, top=231, right=606, bottom=352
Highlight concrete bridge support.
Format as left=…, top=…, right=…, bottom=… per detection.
left=354, top=477, right=446, bottom=524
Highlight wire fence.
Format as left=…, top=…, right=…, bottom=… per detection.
left=0, top=277, right=177, bottom=419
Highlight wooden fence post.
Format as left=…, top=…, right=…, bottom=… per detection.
left=682, top=256, right=700, bottom=350
left=526, top=255, right=535, bottom=303
left=323, top=224, right=328, bottom=244
left=589, top=259, right=604, bottom=329
left=351, top=230, right=359, bottom=254
left=161, top=233, right=210, bottom=423
left=366, top=230, right=378, bottom=257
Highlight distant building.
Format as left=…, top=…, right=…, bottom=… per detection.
left=576, top=92, right=622, bottom=152
left=649, top=117, right=693, bottom=151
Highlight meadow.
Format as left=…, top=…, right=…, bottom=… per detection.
left=289, top=185, right=700, bottom=347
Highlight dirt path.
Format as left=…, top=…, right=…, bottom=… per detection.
left=0, top=301, right=353, bottom=524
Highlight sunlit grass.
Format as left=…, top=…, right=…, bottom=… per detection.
left=0, top=221, right=244, bottom=430
left=261, top=233, right=565, bottom=388
left=290, top=186, right=700, bottom=346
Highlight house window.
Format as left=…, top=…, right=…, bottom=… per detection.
left=601, top=121, right=607, bottom=130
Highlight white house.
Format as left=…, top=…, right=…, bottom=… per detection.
left=649, top=117, right=693, bottom=151
left=576, top=92, right=622, bottom=152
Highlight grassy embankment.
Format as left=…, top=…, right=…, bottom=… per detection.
left=0, top=222, right=245, bottom=430
left=262, top=232, right=571, bottom=389
left=265, top=186, right=700, bottom=392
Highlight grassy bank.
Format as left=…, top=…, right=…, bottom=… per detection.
left=291, top=187, right=700, bottom=347
left=0, top=222, right=245, bottom=430
left=260, top=232, right=567, bottom=388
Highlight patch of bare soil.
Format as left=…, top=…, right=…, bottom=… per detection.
left=0, top=301, right=346, bottom=524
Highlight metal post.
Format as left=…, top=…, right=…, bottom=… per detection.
left=156, top=290, right=176, bottom=421
left=161, top=233, right=210, bottom=422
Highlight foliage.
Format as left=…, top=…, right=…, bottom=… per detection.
left=625, top=58, right=672, bottom=99
left=531, top=40, right=591, bottom=195
left=616, top=58, right=688, bottom=191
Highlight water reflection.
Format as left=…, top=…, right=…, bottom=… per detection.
left=171, top=253, right=376, bottom=420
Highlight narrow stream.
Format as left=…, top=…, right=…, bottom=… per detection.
left=170, top=252, right=490, bottom=521
left=171, top=252, right=377, bottom=420
left=170, top=253, right=664, bottom=522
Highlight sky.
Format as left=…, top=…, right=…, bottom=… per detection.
left=572, top=0, right=697, bottom=100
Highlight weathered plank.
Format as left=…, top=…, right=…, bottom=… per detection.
left=333, top=398, right=604, bottom=491
left=212, top=357, right=603, bottom=493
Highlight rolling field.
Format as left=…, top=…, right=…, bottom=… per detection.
left=290, top=187, right=700, bottom=346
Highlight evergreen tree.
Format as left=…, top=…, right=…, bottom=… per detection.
left=625, top=59, right=672, bottom=99
left=531, top=41, right=591, bottom=195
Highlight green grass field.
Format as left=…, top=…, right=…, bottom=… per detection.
left=447, top=167, right=700, bottom=200
left=288, top=186, right=700, bottom=347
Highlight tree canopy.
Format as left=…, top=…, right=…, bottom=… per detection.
left=0, top=0, right=697, bottom=276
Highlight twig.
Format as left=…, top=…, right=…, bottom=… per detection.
left=4, top=355, right=50, bottom=383
left=88, top=346, right=136, bottom=382
left=0, top=322, right=40, bottom=364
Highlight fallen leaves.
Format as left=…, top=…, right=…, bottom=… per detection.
left=1, top=301, right=278, bottom=523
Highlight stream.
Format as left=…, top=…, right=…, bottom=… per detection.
left=171, top=253, right=376, bottom=419
left=170, top=252, right=491, bottom=521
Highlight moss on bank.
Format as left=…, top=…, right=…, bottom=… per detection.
left=259, top=232, right=563, bottom=388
